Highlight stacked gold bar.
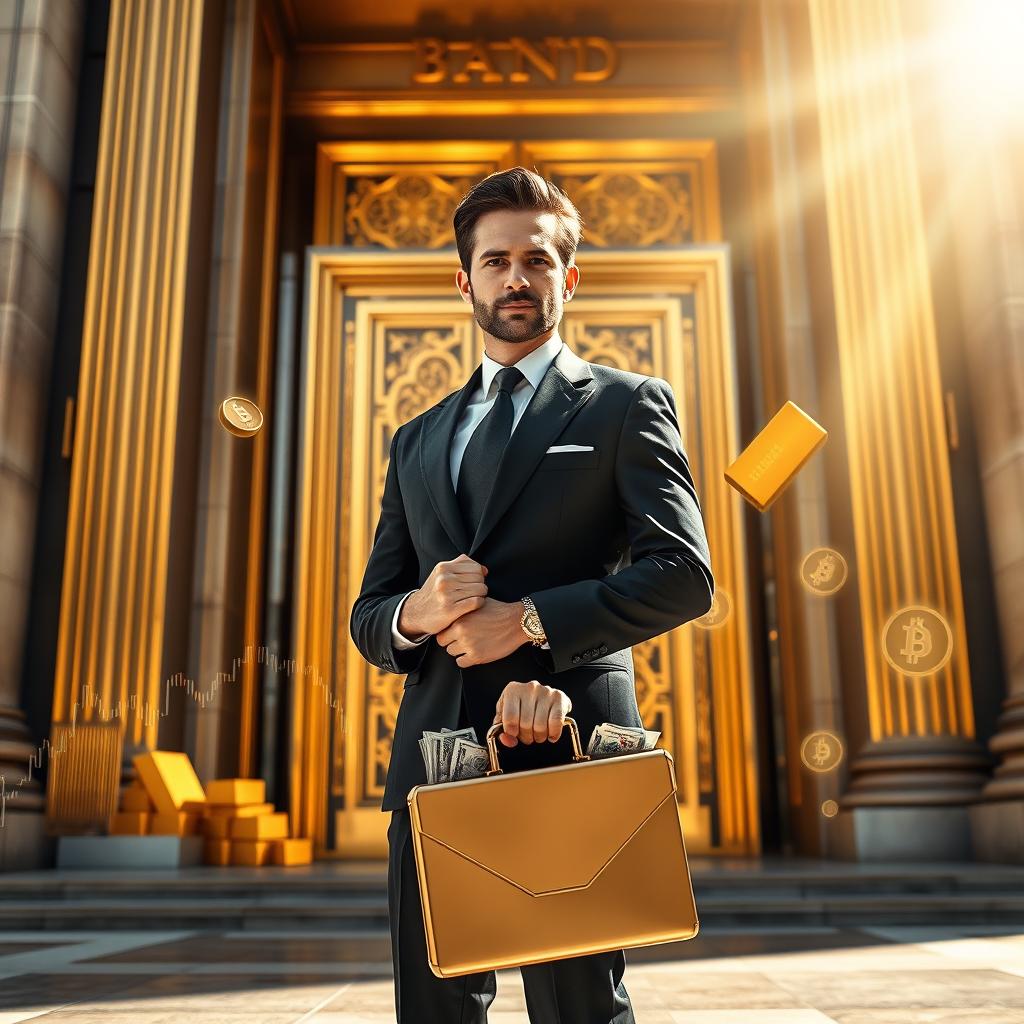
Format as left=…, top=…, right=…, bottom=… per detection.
left=205, top=778, right=312, bottom=865
left=110, top=751, right=205, bottom=837
left=108, top=752, right=312, bottom=865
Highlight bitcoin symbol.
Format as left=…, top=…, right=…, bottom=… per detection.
left=810, top=554, right=836, bottom=587
left=693, top=588, right=730, bottom=629
left=218, top=396, right=264, bottom=437
left=883, top=606, right=952, bottom=676
left=232, top=400, right=254, bottom=426
left=800, top=731, right=843, bottom=772
left=899, top=616, right=933, bottom=665
left=799, top=547, right=848, bottom=596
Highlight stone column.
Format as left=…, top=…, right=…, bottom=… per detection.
left=743, top=0, right=851, bottom=857
left=50, top=0, right=218, bottom=788
left=806, top=0, right=990, bottom=859
left=186, top=0, right=284, bottom=785
left=0, top=1, right=85, bottom=869
left=928, top=14, right=1024, bottom=861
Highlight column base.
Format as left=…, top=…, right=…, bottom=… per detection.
left=970, top=800, right=1024, bottom=863
left=0, top=808, right=54, bottom=871
left=832, top=806, right=972, bottom=861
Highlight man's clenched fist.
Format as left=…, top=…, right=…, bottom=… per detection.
left=492, top=680, right=572, bottom=748
left=397, top=553, right=488, bottom=639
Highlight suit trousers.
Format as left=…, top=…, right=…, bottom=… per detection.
left=387, top=682, right=635, bottom=1023
left=387, top=804, right=636, bottom=1024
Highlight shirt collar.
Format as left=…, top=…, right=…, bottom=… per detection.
left=480, top=332, right=564, bottom=398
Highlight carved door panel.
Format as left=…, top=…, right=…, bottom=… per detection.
left=295, top=250, right=756, bottom=858
left=292, top=141, right=758, bottom=858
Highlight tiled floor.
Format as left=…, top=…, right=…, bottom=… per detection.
left=1, top=925, right=1023, bottom=1023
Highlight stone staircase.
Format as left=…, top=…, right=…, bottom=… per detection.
left=0, top=859, right=1022, bottom=934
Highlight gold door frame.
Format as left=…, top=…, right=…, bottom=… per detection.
left=292, top=248, right=758, bottom=858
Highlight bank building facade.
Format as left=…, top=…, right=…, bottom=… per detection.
left=1, top=0, right=1021, bottom=871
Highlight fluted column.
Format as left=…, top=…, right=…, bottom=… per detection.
left=52, top=0, right=212, bottom=776
left=0, top=0, right=86, bottom=869
left=933, top=21, right=1024, bottom=860
left=806, top=0, right=989, bottom=857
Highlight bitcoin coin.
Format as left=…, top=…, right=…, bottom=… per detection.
left=800, top=730, right=843, bottom=772
left=821, top=799, right=839, bottom=817
left=219, top=397, right=264, bottom=437
left=799, top=546, right=848, bottom=596
left=882, top=605, right=953, bottom=676
left=693, top=587, right=730, bottom=629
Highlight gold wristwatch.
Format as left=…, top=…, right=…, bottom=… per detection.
left=520, top=595, right=547, bottom=646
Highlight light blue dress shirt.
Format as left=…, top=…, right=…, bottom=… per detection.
left=390, top=332, right=564, bottom=652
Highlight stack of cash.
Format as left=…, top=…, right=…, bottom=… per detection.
left=418, top=722, right=662, bottom=785
left=418, top=727, right=489, bottom=783
left=586, top=723, right=661, bottom=758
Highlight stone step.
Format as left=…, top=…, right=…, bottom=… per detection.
left=1, top=891, right=1022, bottom=930
left=3, top=862, right=1024, bottom=901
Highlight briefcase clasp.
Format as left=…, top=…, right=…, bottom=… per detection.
left=484, top=716, right=590, bottom=776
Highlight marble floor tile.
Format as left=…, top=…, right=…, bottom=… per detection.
left=828, top=1011, right=1024, bottom=1024
left=0, top=926, right=1020, bottom=1023
left=769, top=970, right=1024, bottom=1010
left=669, top=1013, right=837, bottom=1023
left=620, top=970, right=812, bottom=1009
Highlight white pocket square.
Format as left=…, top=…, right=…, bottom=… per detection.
left=546, top=444, right=595, bottom=452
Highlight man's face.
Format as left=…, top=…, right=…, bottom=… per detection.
left=456, top=209, right=578, bottom=344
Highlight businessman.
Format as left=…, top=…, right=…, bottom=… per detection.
left=350, top=167, right=714, bottom=1024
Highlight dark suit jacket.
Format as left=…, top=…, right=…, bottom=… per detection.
left=350, top=342, right=715, bottom=812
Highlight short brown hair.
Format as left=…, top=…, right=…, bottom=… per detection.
left=453, top=166, right=584, bottom=278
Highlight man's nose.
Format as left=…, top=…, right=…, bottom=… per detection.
left=503, top=269, right=531, bottom=288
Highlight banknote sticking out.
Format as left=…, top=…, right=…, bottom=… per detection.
left=586, top=723, right=660, bottom=759
left=418, top=722, right=662, bottom=785
left=418, top=727, right=488, bottom=784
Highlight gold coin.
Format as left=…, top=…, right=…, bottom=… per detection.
left=800, top=730, right=843, bottom=772
left=219, top=397, right=264, bottom=437
left=693, top=587, right=730, bottom=629
left=799, top=546, right=848, bottom=596
left=882, top=605, right=953, bottom=677
left=821, top=799, right=839, bottom=817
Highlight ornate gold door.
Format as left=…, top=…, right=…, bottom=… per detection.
left=290, top=141, right=757, bottom=858
left=293, top=248, right=757, bottom=858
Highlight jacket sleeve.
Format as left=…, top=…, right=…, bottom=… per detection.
left=528, top=377, right=714, bottom=674
left=349, top=425, right=433, bottom=676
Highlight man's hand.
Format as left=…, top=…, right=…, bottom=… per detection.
left=398, top=554, right=488, bottom=638
left=492, top=681, right=572, bottom=748
left=435, top=597, right=528, bottom=667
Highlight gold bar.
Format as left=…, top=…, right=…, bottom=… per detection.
left=204, top=838, right=232, bottom=865
left=110, top=811, right=150, bottom=835
left=133, top=751, right=207, bottom=814
left=206, top=801, right=274, bottom=818
left=273, top=838, right=313, bottom=866
left=150, top=811, right=201, bottom=836
left=231, top=839, right=274, bottom=865
left=724, top=401, right=827, bottom=512
left=230, top=812, right=289, bottom=840
left=206, top=778, right=266, bottom=805
left=120, top=782, right=153, bottom=812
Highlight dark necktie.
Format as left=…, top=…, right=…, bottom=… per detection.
left=456, top=365, right=525, bottom=539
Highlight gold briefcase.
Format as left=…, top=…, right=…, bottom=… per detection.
left=407, top=716, right=699, bottom=978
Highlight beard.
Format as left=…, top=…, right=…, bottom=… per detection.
left=471, top=290, right=559, bottom=343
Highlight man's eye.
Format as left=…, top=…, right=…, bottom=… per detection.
left=486, top=258, right=548, bottom=266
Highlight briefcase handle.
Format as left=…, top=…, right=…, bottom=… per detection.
left=484, top=716, right=591, bottom=776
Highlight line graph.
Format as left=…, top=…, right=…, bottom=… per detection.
left=0, top=644, right=346, bottom=828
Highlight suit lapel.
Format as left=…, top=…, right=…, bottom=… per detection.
left=469, top=343, right=595, bottom=555
left=418, top=364, right=480, bottom=552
